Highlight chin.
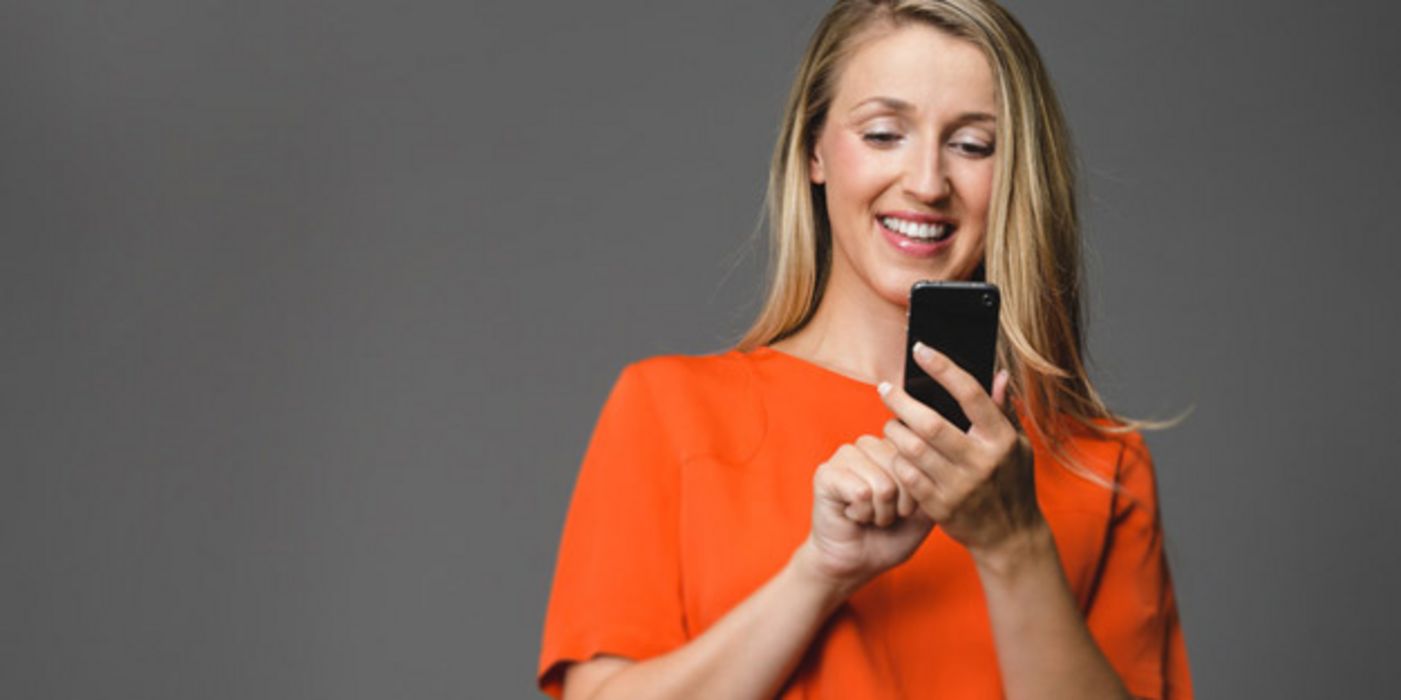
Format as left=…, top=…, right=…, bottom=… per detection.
left=877, top=273, right=924, bottom=307
left=877, top=262, right=977, bottom=305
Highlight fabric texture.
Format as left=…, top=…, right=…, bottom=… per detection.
left=537, top=346, right=1192, bottom=698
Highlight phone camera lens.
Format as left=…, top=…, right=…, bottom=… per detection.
left=982, top=293, right=993, bottom=307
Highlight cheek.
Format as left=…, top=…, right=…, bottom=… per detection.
left=824, top=137, right=887, bottom=209
left=951, top=165, right=995, bottom=268
left=958, top=164, right=995, bottom=217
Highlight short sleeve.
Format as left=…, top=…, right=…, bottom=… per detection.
left=536, top=362, right=687, bottom=698
left=1084, top=431, right=1194, bottom=699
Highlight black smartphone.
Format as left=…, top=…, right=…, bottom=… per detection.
left=902, top=281, right=1001, bottom=432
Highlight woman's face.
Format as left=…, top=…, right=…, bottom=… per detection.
left=810, top=23, right=997, bottom=308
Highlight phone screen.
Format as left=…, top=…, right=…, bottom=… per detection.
left=902, top=281, right=1001, bottom=432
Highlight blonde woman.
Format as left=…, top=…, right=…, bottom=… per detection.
left=538, top=1, right=1191, bottom=698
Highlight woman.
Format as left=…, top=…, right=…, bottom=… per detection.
left=538, top=1, right=1190, bottom=698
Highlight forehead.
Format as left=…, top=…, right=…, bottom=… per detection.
left=832, top=23, right=997, bottom=114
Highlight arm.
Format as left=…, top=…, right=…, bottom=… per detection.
left=877, top=344, right=1132, bottom=699
left=566, top=430, right=942, bottom=700
left=1081, top=432, right=1192, bottom=699
left=544, top=364, right=937, bottom=699
left=563, top=544, right=854, bottom=700
left=972, top=521, right=1131, bottom=700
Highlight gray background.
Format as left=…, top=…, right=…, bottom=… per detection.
left=3, top=0, right=1398, bottom=698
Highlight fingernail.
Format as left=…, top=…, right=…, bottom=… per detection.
left=913, top=341, right=934, bottom=362
left=877, top=381, right=891, bottom=396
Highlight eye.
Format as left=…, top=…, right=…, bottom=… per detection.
left=950, top=138, right=994, bottom=157
left=862, top=131, right=903, bottom=146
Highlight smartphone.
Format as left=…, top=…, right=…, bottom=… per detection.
left=902, top=281, right=1001, bottom=432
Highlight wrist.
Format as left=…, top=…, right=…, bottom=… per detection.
left=969, top=517, right=1057, bottom=581
left=787, top=539, right=864, bottom=605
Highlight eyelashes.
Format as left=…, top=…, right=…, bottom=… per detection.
left=862, top=131, right=902, bottom=145
left=953, top=141, right=994, bottom=156
left=861, top=131, right=994, bottom=157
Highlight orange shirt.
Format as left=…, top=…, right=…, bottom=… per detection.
left=538, top=346, right=1192, bottom=698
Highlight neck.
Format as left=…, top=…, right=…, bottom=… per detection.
left=769, top=260, right=908, bottom=387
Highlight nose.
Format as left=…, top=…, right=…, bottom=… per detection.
left=903, top=146, right=951, bottom=203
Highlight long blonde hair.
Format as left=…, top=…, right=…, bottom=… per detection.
left=735, top=0, right=1167, bottom=481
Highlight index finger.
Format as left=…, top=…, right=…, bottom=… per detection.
left=911, top=342, right=1006, bottom=432
left=854, top=435, right=917, bottom=519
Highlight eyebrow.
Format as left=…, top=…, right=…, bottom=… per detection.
left=851, top=96, right=915, bottom=113
left=850, top=96, right=996, bottom=124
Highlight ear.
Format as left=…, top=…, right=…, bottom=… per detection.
left=809, top=148, right=826, bottom=186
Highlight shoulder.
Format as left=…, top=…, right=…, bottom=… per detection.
left=1028, top=413, right=1160, bottom=506
left=615, top=349, right=766, bottom=465
left=625, top=350, right=752, bottom=393
left=1074, top=421, right=1154, bottom=486
left=1063, top=419, right=1161, bottom=515
left=1031, top=413, right=1150, bottom=472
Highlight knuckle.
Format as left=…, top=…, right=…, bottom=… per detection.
left=925, top=471, right=946, bottom=495
left=971, top=442, right=1000, bottom=471
left=882, top=419, right=903, bottom=441
left=974, top=461, right=996, bottom=483
left=881, top=420, right=902, bottom=444
left=873, top=479, right=897, bottom=501
left=989, top=430, right=1012, bottom=453
left=881, top=421, right=902, bottom=443
left=909, top=475, right=934, bottom=502
left=919, top=415, right=944, bottom=440
left=895, top=461, right=919, bottom=486
left=921, top=492, right=947, bottom=519
left=953, top=382, right=979, bottom=403
left=901, top=435, right=928, bottom=461
left=896, top=459, right=929, bottom=492
left=1001, top=437, right=1021, bottom=462
left=907, top=433, right=931, bottom=457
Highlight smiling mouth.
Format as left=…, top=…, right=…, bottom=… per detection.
left=878, top=215, right=955, bottom=242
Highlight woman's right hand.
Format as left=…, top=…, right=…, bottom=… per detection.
left=798, top=435, right=935, bottom=591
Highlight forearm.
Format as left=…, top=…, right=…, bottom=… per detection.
left=588, top=544, right=853, bottom=700
left=973, top=521, right=1130, bottom=700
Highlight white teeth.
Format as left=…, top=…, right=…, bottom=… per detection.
left=880, top=216, right=950, bottom=240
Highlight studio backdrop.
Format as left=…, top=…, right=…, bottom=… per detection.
left=2, top=1, right=1399, bottom=698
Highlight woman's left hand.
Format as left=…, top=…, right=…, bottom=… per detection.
left=877, top=342, right=1042, bottom=560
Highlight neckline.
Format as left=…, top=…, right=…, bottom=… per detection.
left=750, top=346, right=884, bottom=390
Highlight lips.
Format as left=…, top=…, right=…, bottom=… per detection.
left=878, top=215, right=953, bottom=242
left=876, top=213, right=958, bottom=258
left=877, top=210, right=953, bottom=225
